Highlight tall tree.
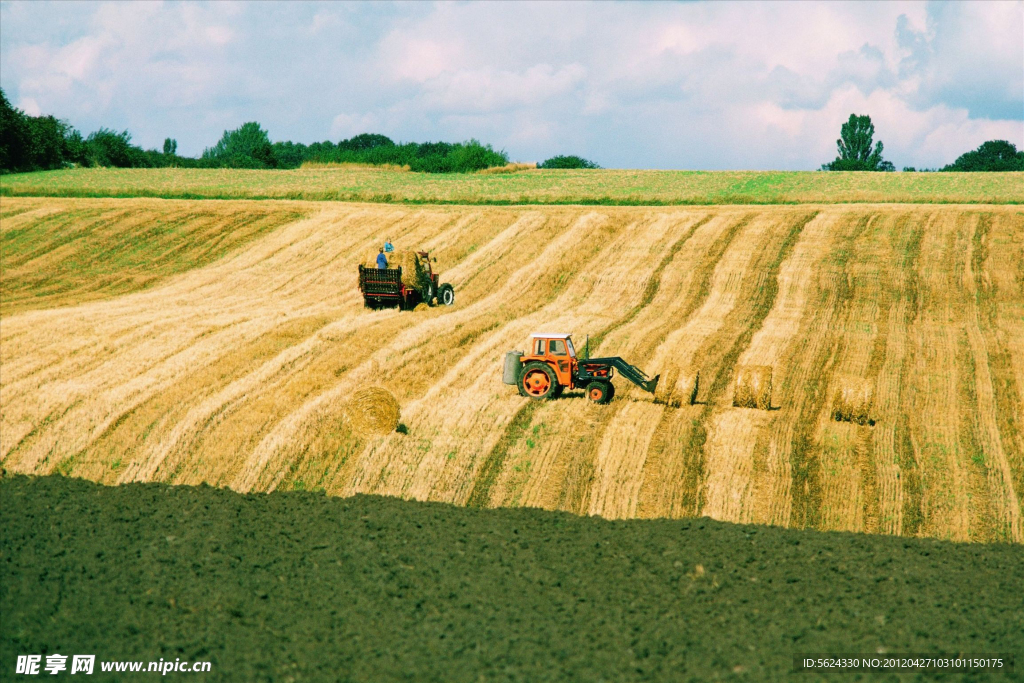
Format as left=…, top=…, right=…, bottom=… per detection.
left=163, top=138, right=177, bottom=155
left=822, top=114, right=894, bottom=171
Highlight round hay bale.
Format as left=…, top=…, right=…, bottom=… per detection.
left=832, top=376, right=873, bottom=425
left=654, top=364, right=699, bottom=407
left=733, top=365, right=772, bottom=410
left=343, top=387, right=401, bottom=436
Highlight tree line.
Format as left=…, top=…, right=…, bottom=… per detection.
left=1, top=91, right=516, bottom=174
left=2, top=90, right=1019, bottom=174
left=821, top=113, right=1023, bottom=172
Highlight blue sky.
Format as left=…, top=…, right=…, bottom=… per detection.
left=1, top=0, right=1021, bottom=170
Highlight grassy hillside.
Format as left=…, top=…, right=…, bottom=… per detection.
left=2, top=197, right=1022, bottom=543
left=3, top=474, right=1021, bottom=682
left=2, top=166, right=1022, bottom=204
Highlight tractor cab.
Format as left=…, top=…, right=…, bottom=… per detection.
left=522, top=333, right=578, bottom=389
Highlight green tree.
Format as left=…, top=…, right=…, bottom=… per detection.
left=202, top=122, right=275, bottom=168
left=26, top=116, right=68, bottom=169
left=0, top=88, right=33, bottom=172
left=337, top=133, right=394, bottom=151
left=62, top=126, right=88, bottom=166
left=1, top=88, right=88, bottom=172
left=822, top=114, right=894, bottom=171
left=941, top=140, right=1024, bottom=172
left=163, top=138, right=177, bottom=155
left=86, top=129, right=146, bottom=167
left=540, top=155, right=600, bottom=169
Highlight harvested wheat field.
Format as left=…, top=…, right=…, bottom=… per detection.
left=2, top=196, right=1022, bottom=543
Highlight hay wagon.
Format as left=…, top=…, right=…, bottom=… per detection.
left=358, top=250, right=454, bottom=310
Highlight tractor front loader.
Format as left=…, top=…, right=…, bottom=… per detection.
left=502, top=332, right=659, bottom=404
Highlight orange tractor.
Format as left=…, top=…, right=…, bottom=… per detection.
left=503, top=332, right=659, bottom=404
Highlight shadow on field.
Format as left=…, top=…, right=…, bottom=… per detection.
left=1, top=475, right=1020, bottom=682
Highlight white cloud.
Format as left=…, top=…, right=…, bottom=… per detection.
left=378, top=22, right=466, bottom=83
left=0, top=0, right=1020, bottom=168
left=417, top=64, right=587, bottom=114
left=18, top=96, right=42, bottom=116
left=330, top=112, right=380, bottom=140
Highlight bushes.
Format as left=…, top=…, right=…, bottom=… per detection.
left=86, top=129, right=149, bottom=168
left=540, top=155, right=600, bottom=169
left=299, top=136, right=508, bottom=173
left=941, top=140, right=1024, bottom=172
left=1, top=90, right=507, bottom=174
left=202, top=122, right=276, bottom=169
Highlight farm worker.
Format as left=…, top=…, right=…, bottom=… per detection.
left=384, top=238, right=394, bottom=253
left=376, top=248, right=388, bottom=269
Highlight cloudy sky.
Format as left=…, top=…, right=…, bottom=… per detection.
left=1, top=0, right=1021, bottom=170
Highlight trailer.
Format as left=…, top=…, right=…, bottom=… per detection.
left=358, top=251, right=454, bottom=310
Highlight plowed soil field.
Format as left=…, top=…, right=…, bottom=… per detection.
left=2, top=197, right=1022, bottom=543
left=2, top=474, right=1021, bottom=682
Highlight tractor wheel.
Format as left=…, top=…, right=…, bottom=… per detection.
left=438, top=283, right=455, bottom=306
left=520, top=362, right=558, bottom=400
left=586, top=381, right=612, bottom=404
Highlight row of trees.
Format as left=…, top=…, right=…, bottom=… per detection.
left=1, top=90, right=194, bottom=172
left=822, top=113, right=1024, bottom=172
left=1, top=92, right=512, bottom=174
left=3, top=91, right=1019, bottom=174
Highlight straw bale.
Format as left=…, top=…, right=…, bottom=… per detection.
left=343, top=387, right=401, bottom=436
left=362, top=251, right=382, bottom=269
left=832, top=376, right=873, bottom=425
left=733, top=365, right=773, bottom=410
left=393, top=250, right=431, bottom=293
left=362, top=250, right=430, bottom=293
left=654, top=364, right=699, bottom=407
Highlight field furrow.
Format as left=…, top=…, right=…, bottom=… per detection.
left=2, top=197, right=1021, bottom=543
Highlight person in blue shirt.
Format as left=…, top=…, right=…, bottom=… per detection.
left=384, top=238, right=394, bottom=253
left=376, top=248, right=388, bottom=269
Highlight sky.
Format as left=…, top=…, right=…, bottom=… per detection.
left=1, top=0, right=1021, bottom=170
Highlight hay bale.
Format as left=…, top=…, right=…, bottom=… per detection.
left=393, top=250, right=430, bottom=293
left=654, top=364, right=699, bottom=407
left=362, top=250, right=382, bottom=269
left=832, top=376, right=873, bottom=425
left=343, top=387, right=401, bottom=436
left=733, top=365, right=773, bottom=410
left=362, top=250, right=430, bottom=293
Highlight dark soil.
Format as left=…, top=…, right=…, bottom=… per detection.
left=2, top=475, right=1020, bottom=682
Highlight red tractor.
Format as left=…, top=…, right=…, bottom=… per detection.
left=503, top=332, right=659, bottom=404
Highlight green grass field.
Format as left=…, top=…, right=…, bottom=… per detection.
left=2, top=166, right=1021, bottom=204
